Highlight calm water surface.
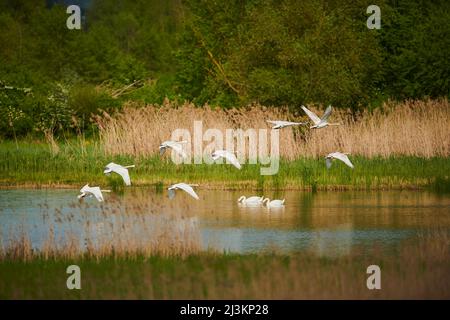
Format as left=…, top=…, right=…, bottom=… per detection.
left=0, top=189, right=449, bottom=256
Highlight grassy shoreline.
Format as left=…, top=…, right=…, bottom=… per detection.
left=0, top=141, right=449, bottom=191
left=1, top=232, right=449, bottom=299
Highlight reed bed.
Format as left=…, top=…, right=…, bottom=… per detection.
left=1, top=140, right=449, bottom=190
left=97, top=99, right=450, bottom=159
left=0, top=194, right=202, bottom=261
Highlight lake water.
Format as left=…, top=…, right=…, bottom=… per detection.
left=0, top=189, right=449, bottom=256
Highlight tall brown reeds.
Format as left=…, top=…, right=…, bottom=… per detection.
left=1, top=231, right=449, bottom=299
left=97, top=99, right=450, bottom=159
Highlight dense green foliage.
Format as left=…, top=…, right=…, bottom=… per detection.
left=0, top=0, right=449, bottom=138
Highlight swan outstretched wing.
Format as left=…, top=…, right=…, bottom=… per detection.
left=287, top=121, right=305, bottom=126
left=113, top=166, right=131, bottom=185
left=104, top=162, right=115, bottom=169
left=170, top=143, right=187, bottom=159
left=79, top=184, right=89, bottom=193
left=266, top=120, right=290, bottom=126
left=246, top=196, right=262, bottom=203
left=321, top=105, right=332, bottom=121
left=301, top=106, right=321, bottom=125
left=332, top=152, right=354, bottom=168
left=271, top=199, right=285, bottom=207
left=104, top=163, right=132, bottom=185
left=182, top=185, right=199, bottom=200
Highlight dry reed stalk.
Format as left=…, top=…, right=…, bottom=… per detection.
left=0, top=195, right=202, bottom=261
left=96, top=99, right=450, bottom=159
left=44, top=129, right=60, bottom=155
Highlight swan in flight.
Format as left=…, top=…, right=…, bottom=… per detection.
left=266, top=120, right=306, bottom=130
left=301, top=105, right=341, bottom=129
left=104, top=162, right=135, bottom=186
left=263, top=198, right=285, bottom=208
left=238, top=196, right=264, bottom=205
left=168, top=183, right=199, bottom=200
left=77, top=184, right=111, bottom=202
left=211, top=150, right=241, bottom=169
left=325, top=152, right=354, bottom=169
left=159, top=140, right=188, bottom=159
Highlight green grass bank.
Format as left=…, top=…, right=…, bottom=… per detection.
left=0, top=141, right=449, bottom=191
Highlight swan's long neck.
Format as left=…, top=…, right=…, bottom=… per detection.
left=263, top=198, right=270, bottom=205
left=238, top=196, right=246, bottom=202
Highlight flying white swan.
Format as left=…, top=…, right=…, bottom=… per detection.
left=266, top=120, right=306, bottom=130
left=301, top=105, right=341, bottom=129
left=168, top=183, right=199, bottom=200
left=325, top=152, right=354, bottom=169
left=211, top=150, right=241, bottom=169
left=238, top=196, right=264, bottom=205
left=263, top=198, right=285, bottom=208
left=159, top=140, right=188, bottom=159
left=77, top=184, right=111, bottom=202
left=103, top=162, right=135, bottom=186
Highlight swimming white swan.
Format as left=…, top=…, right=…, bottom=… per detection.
left=77, top=184, right=111, bottom=202
left=159, top=140, right=188, bottom=159
left=103, top=162, right=135, bottom=186
left=168, top=183, right=199, bottom=200
left=211, top=150, right=241, bottom=169
left=325, top=152, right=354, bottom=169
left=266, top=120, right=306, bottom=130
left=263, top=198, right=285, bottom=208
left=301, top=105, right=341, bottom=129
left=238, top=196, right=264, bottom=205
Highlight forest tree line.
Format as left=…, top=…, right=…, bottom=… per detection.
left=0, top=0, right=449, bottom=138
